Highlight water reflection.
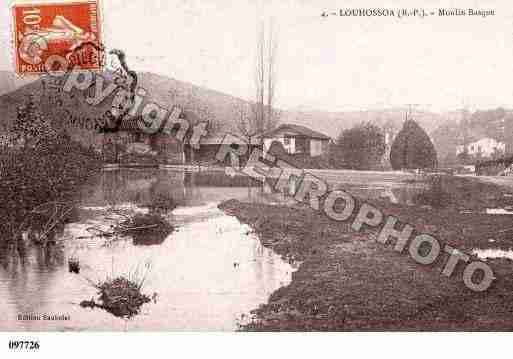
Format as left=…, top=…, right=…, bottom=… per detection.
left=79, top=169, right=266, bottom=209
left=0, top=169, right=294, bottom=331
left=0, top=169, right=428, bottom=331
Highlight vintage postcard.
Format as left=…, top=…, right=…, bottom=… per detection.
left=0, top=0, right=513, bottom=356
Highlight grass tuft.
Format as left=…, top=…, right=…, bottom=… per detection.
left=80, top=261, right=156, bottom=318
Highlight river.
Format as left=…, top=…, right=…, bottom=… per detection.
left=0, top=169, right=298, bottom=331
left=0, top=168, right=422, bottom=331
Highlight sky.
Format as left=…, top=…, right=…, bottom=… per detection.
left=2, top=0, right=513, bottom=112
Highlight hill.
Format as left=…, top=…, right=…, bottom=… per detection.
left=0, top=71, right=35, bottom=97
left=0, top=71, right=250, bottom=141
left=280, top=107, right=445, bottom=140
left=0, top=70, right=450, bottom=147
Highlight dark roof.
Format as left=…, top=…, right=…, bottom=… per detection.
left=260, top=124, right=330, bottom=140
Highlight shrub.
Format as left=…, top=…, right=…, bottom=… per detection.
left=80, top=261, right=155, bottom=318
left=390, top=120, right=437, bottom=170
left=332, top=122, right=386, bottom=170
left=0, top=132, right=101, bottom=241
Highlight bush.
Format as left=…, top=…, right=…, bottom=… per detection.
left=332, top=122, right=386, bottom=170
left=81, top=277, right=152, bottom=318
left=390, top=120, right=437, bottom=170
left=0, top=132, right=101, bottom=241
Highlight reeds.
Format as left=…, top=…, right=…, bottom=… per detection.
left=80, top=260, right=155, bottom=318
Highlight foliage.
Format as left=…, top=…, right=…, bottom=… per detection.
left=467, top=108, right=507, bottom=141
left=332, top=122, right=386, bottom=170
left=390, top=120, right=437, bottom=170
left=0, top=96, right=101, bottom=241
left=81, top=261, right=154, bottom=318
left=94, top=277, right=151, bottom=318
left=11, top=95, right=57, bottom=149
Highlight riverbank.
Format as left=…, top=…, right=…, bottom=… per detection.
left=219, top=175, right=513, bottom=330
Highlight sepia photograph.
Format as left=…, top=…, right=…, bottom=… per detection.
left=1, top=0, right=513, bottom=356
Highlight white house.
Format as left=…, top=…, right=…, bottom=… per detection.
left=456, top=137, right=505, bottom=158
left=260, top=124, right=331, bottom=157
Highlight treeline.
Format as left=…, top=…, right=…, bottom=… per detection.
left=330, top=120, right=436, bottom=170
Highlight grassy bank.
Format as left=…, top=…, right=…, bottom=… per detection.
left=219, top=176, right=513, bottom=330
left=408, top=174, right=513, bottom=211
left=0, top=134, right=101, bottom=242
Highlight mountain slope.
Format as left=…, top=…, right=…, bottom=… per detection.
left=0, top=70, right=449, bottom=145
left=280, top=108, right=445, bottom=140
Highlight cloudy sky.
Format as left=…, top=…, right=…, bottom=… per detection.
left=2, top=0, right=513, bottom=112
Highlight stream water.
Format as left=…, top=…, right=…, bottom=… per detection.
left=0, top=169, right=297, bottom=331
left=0, top=168, right=425, bottom=331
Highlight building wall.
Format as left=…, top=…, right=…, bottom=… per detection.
left=263, top=137, right=295, bottom=154
left=310, top=139, right=324, bottom=156
left=456, top=137, right=505, bottom=158
left=264, top=136, right=329, bottom=156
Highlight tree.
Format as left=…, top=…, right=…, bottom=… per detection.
left=238, top=19, right=279, bottom=141
left=12, top=94, right=56, bottom=149
left=334, top=122, right=386, bottom=170
left=236, top=101, right=259, bottom=144
left=390, top=119, right=437, bottom=170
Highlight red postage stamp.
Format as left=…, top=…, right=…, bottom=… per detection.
left=12, top=1, right=102, bottom=75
